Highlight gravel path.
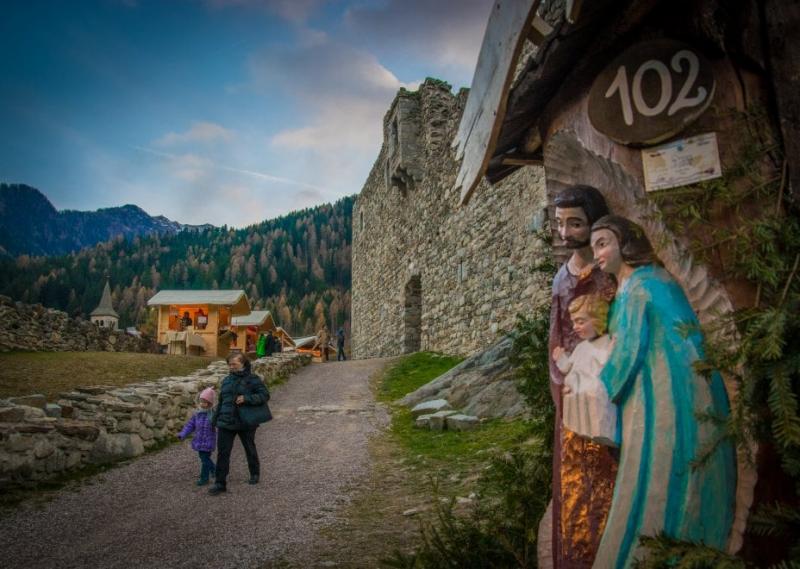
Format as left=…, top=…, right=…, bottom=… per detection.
left=0, top=358, right=392, bottom=569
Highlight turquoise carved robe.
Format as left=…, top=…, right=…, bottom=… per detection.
left=594, top=265, right=735, bottom=568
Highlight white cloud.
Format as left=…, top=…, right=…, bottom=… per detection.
left=130, top=145, right=337, bottom=226
left=154, top=121, right=235, bottom=147
left=247, top=35, right=420, bottom=193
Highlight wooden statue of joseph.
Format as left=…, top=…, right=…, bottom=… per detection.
left=543, top=185, right=618, bottom=568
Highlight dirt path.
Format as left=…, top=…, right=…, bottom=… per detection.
left=0, top=358, right=393, bottom=569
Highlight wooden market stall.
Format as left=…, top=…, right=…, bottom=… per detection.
left=147, top=290, right=250, bottom=357
left=230, top=310, right=277, bottom=354
left=273, top=326, right=295, bottom=351
left=294, top=335, right=336, bottom=363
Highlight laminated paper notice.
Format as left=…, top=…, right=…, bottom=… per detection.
left=642, top=132, right=722, bottom=192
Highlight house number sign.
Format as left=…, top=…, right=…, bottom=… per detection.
left=588, top=39, right=715, bottom=146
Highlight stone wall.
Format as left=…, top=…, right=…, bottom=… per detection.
left=0, top=295, right=157, bottom=353
left=0, top=352, right=310, bottom=488
left=352, top=80, right=551, bottom=358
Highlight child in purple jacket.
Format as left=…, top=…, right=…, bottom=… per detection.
left=178, top=387, right=217, bottom=486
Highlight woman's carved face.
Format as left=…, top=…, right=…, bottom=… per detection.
left=591, top=228, right=623, bottom=276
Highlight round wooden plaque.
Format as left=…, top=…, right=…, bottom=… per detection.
left=588, top=39, right=716, bottom=146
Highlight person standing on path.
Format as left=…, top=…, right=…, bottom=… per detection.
left=177, top=387, right=217, bottom=486
left=209, top=352, right=271, bottom=495
left=336, top=327, right=346, bottom=361
left=256, top=333, right=267, bottom=358
left=315, top=324, right=331, bottom=362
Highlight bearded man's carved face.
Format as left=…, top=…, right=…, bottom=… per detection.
left=555, top=207, right=591, bottom=249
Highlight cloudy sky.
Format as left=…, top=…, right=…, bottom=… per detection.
left=0, top=0, right=493, bottom=227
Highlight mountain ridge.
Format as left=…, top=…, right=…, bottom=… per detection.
left=0, top=183, right=213, bottom=256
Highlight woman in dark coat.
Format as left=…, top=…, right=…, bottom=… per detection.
left=209, top=352, right=271, bottom=495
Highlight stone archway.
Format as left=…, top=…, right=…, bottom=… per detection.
left=402, top=275, right=422, bottom=354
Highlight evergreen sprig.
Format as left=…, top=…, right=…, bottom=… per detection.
left=634, top=534, right=747, bottom=569
left=645, top=106, right=800, bottom=564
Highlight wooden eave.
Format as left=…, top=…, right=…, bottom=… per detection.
left=452, top=0, right=542, bottom=205
left=456, top=0, right=662, bottom=198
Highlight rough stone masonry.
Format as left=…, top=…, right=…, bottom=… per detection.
left=0, top=295, right=157, bottom=353
left=351, top=79, right=551, bottom=358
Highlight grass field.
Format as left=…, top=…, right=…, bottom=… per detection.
left=0, top=351, right=220, bottom=401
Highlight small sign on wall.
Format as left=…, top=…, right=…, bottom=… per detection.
left=642, top=132, right=722, bottom=192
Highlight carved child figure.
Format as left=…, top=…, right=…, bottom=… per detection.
left=552, top=294, right=619, bottom=447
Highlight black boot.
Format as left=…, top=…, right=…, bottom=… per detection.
left=208, top=482, right=226, bottom=495
left=248, top=474, right=259, bottom=485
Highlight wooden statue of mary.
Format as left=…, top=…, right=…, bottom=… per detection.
left=589, top=215, right=736, bottom=568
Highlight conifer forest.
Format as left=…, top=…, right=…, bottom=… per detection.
left=0, top=196, right=354, bottom=337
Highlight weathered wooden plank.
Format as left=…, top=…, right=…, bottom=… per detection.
left=452, top=0, right=540, bottom=205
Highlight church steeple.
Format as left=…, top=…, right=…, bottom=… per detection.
left=90, top=277, right=119, bottom=325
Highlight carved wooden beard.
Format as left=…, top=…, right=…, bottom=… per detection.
left=564, top=237, right=591, bottom=249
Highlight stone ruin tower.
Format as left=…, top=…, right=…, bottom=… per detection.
left=351, top=79, right=551, bottom=358
left=90, top=278, right=119, bottom=331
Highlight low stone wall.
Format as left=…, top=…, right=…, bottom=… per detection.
left=0, top=295, right=157, bottom=353
left=0, top=352, right=310, bottom=488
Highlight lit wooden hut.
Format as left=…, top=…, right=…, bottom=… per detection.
left=231, top=310, right=277, bottom=354
left=147, top=290, right=250, bottom=357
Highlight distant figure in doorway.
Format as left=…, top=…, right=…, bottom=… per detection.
left=180, top=311, right=193, bottom=330
left=337, top=327, right=346, bottom=361
left=196, top=309, right=208, bottom=330
left=209, top=353, right=271, bottom=495
left=177, top=387, right=217, bottom=486
left=315, top=324, right=331, bottom=362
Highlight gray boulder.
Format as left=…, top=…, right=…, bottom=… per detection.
left=0, top=406, right=27, bottom=422
left=410, top=399, right=452, bottom=417
left=415, top=414, right=434, bottom=428
left=9, top=394, right=47, bottom=409
left=89, top=432, right=145, bottom=463
left=44, top=403, right=62, bottom=418
left=400, top=336, right=528, bottom=419
left=428, top=410, right=458, bottom=431
left=446, top=414, right=480, bottom=431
